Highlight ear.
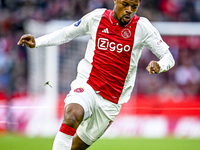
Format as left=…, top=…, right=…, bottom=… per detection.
left=113, top=0, right=117, bottom=4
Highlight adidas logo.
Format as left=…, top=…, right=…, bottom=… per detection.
left=102, top=28, right=109, bottom=34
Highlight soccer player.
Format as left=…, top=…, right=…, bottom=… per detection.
left=17, top=0, right=175, bottom=149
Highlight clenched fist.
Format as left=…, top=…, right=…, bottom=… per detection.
left=17, top=34, right=36, bottom=48
left=146, top=61, right=160, bottom=74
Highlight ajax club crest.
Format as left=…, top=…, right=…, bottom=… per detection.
left=121, top=28, right=131, bottom=39
left=74, top=87, right=84, bottom=93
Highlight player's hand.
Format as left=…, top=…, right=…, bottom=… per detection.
left=146, top=61, right=160, bottom=74
left=17, top=34, right=36, bottom=48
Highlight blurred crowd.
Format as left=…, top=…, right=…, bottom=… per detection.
left=0, top=0, right=200, bottom=101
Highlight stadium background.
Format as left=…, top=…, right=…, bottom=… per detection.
left=0, top=0, right=200, bottom=149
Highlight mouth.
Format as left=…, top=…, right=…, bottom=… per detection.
left=123, top=15, right=131, bottom=22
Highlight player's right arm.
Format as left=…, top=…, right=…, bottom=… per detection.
left=17, top=22, right=86, bottom=48
left=17, top=20, right=87, bottom=48
left=17, top=34, right=36, bottom=48
left=17, top=9, right=101, bottom=48
left=17, top=9, right=104, bottom=49
left=17, top=24, right=85, bottom=48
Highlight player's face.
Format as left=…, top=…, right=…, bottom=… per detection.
left=113, top=0, right=140, bottom=25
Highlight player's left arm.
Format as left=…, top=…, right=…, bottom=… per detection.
left=146, top=60, right=160, bottom=74
left=145, top=36, right=175, bottom=74
left=141, top=18, right=175, bottom=74
left=146, top=50, right=175, bottom=74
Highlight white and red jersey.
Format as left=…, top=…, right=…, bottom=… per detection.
left=35, top=9, right=175, bottom=104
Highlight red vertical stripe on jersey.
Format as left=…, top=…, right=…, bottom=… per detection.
left=87, top=10, right=140, bottom=104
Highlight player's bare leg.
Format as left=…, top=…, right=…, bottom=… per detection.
left=52, top=103, right=84, bottom=150
left=71, top=133, right=90, bottom=150
left=63, top=103, right=84, bottom=129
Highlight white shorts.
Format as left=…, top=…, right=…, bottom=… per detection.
left=64, top=79, right=121, bottom=145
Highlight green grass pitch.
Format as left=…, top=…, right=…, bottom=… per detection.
left=0, top=134, right=200, bottom=150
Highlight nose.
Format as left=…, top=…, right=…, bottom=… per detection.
left=126, top=6, right=132, bottom=14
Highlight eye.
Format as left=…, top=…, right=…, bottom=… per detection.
left=132, top=6, right=137, bottom=9
left=122, top=3, right=128, bottom=7
left=132, top=5, right=138, bottom=9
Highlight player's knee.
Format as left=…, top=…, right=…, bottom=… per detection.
left=63, top=113, right=79, bottom=128
left=63, top=104, right=84, bottom=129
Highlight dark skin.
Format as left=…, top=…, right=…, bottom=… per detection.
left=113, top=0, right=140, bottom=26
left=17, top=0, right=160, bottom=149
